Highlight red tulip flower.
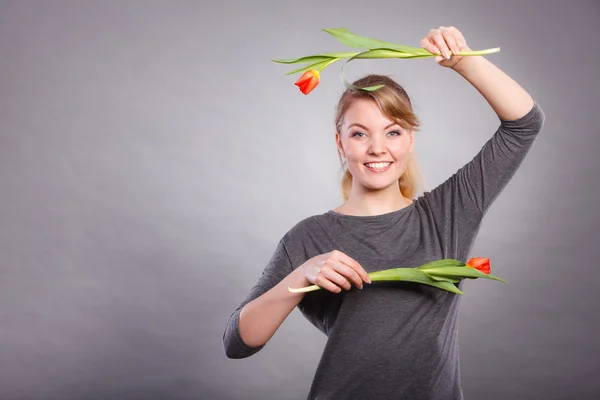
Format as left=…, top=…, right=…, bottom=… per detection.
left=467, top=257, right=491, bottom=275
left=294, top=70, right=320, bottom=95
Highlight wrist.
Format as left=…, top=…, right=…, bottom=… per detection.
left=451, top=54, right=485, bottom=76
left=288, top=266, right=311, bottom=289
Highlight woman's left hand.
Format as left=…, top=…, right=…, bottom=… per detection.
left=420, top=26, right=471, bottom=69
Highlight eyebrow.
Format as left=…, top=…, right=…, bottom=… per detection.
left=347, top=122, right=399, bottom=131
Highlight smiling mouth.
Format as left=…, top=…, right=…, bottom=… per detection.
left=364, top=162, right=393, bottom=171
left=365, top=162, right=392, bottom=168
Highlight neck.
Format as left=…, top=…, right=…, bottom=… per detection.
left=337, top=184, right=413, bottom=216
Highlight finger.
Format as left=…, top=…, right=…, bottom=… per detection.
left=322, top=267, right=352, bottom=291
left=419, top=37, right=439, bottom=56
left=324, top=255, right=359, bottom=289
left=430, top=30, right=451, bottom=60
left=332, top=261, right=363, bottom=289
left=335, top=251, right=371, bottom=284
left=442, top=30, right=461, bottom=56
left=315, top=274, right=343, bottom=293
left=448, top=26, right=468, bottom=50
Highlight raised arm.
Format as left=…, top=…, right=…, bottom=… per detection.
left=420, top=26, right=534, bottom=120
left=418, top=26, right=545, bottom=260
left=453, top=55, right=534, bottom=120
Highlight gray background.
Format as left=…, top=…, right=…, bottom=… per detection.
left=1, top=0, right=598, bottom=399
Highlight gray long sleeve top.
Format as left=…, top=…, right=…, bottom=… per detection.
left=223, top=102, right=545, bottom=400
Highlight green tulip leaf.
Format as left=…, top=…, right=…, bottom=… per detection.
left=272, top=52, right=358, bottom=64
left=323, top=28, right=432, bottom=56
left=351, top=48, right=429, bottom=59
left=273, top=49, right=431, bottom=68
left=359, top=85, right=386, bottom=91
left=422, top=266, right=508, bottom=284
left=285, top=58, right=339, bottom=75
left=417, top=259, right=466, bottom=270
left=340, top=48, right=436, bottom=92
left=368, top=268, right=464, bottom=294
left=427, top=275, right=462, bottom=283
left=340, top=49, right=385, bottom=91
left=433, top=281, right=465, bottom=294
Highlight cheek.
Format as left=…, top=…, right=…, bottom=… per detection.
left=391, top=138, right=412, bottom=154
left=343, top=144, right=360, bottom=160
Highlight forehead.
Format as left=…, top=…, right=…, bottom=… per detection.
left=342, top=98, right=394, bottom=129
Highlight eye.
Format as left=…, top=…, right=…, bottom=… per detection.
left=351, top=131, right=366, bottom=138
left=388, top=130, right=403, bottom=137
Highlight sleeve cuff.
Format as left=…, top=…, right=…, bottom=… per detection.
left=225, top=309, right=265, bottom=359
left=498, top=100, right=545, bottom=127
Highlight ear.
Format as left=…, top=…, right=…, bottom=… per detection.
left=408, top=130, right=415, bottom=154
left=335, top=132, right=345, bottom=158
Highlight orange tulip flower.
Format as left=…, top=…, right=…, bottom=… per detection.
left=466, top=257, right=491, bottom=275
left=294, top=70, right=320, bottom=95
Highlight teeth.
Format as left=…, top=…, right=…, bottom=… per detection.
left=365, top=162, right=391, bottom=169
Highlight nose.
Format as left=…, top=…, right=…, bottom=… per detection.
left=368, top=135, right=387, bottom=155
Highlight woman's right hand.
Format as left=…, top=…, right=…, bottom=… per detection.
left=299, top=250, right=371, bottom=293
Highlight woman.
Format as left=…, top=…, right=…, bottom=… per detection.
left=223, top=26, right=545, bottom=400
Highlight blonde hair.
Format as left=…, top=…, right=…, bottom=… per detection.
left=335, top=74, right=427, bottom=201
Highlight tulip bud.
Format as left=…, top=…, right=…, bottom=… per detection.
left=294, top=70, right=320, bottom=95
left=466, top=257, right=491, bottom=274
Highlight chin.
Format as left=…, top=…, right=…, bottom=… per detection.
left=349, top=167, right=403, bottom=190
left=358, top=178, right=401, bottom=191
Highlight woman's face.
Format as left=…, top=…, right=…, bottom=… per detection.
left=336, top=98, right=414, bottom=192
